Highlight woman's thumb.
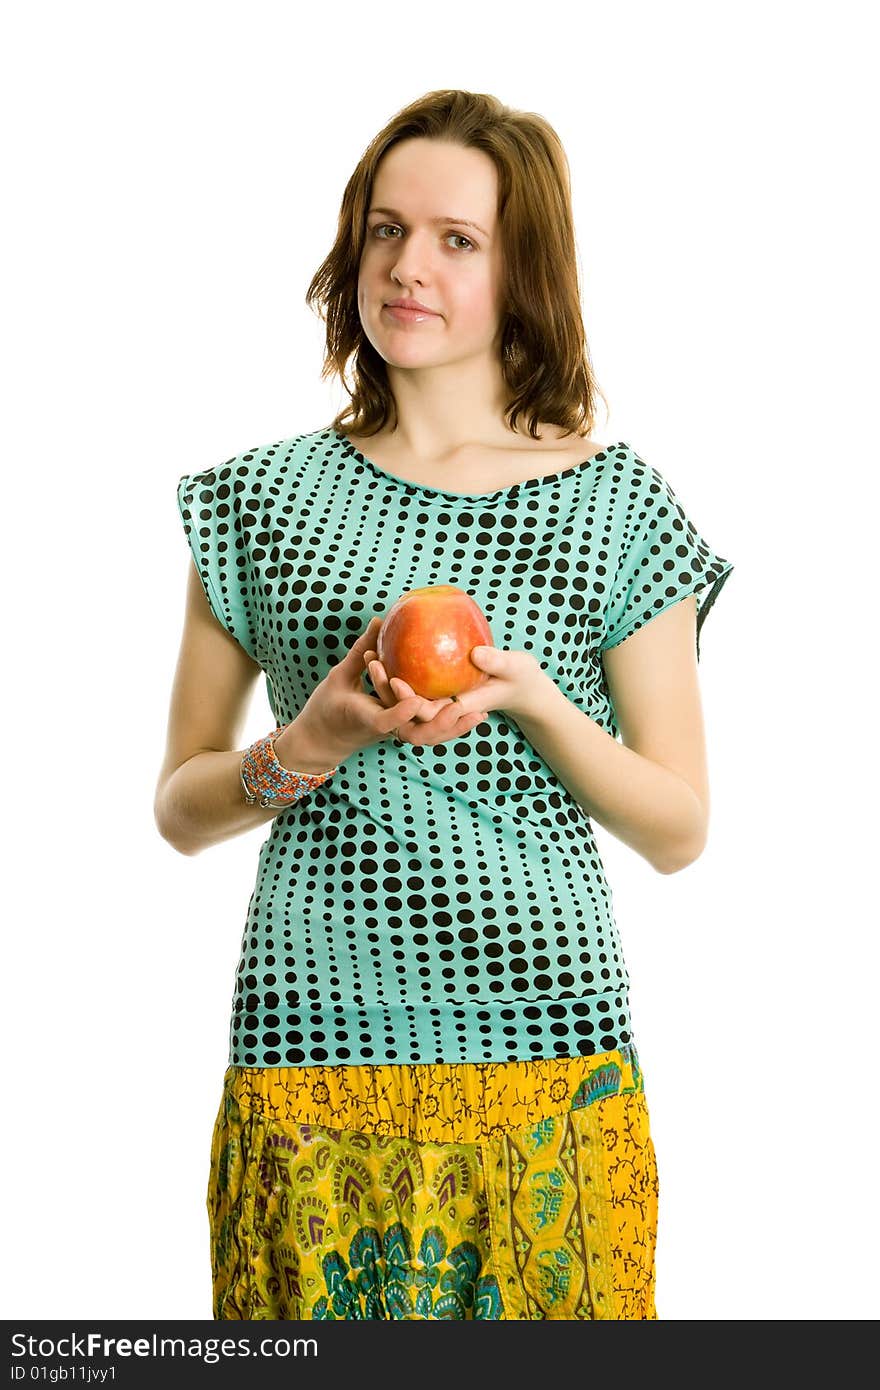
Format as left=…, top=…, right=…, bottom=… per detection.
left=470, top=644, right=499, bottom=668
left=348, top=617, right=383, bottom=655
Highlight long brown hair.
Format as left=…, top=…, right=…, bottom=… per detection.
left=306, top=88, right=610, bottom=441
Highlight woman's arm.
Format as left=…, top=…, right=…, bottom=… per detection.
left=156, top=725, right=334, bottom=857
left=155, top=559, right=335, bottom=856
left=513, top=595, right=710, bottom=874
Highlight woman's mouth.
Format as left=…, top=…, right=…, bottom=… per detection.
left=383, top=305, right=438, bottom=323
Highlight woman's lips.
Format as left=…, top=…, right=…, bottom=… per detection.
left=383, top=304, right=438, bottom=323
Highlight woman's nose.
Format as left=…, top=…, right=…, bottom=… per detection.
left=389, top=234, right=434, bottom=283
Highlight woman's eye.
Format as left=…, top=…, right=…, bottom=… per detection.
left=372, top=225, right=473, bottom=250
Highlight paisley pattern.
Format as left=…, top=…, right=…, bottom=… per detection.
left=206, top=1045, right=658, bottom=1319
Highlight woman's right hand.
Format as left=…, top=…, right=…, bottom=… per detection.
left=276, top=616, right=464, bottom=769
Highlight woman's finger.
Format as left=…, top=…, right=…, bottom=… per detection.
left=346, top=620, right=383, bottom=667
left=390, top=675, right=455, bottom=721
left=395, top=704, right=487, bottom=744
left=367, top=659, right=396, bottom=707
left=383, top=696, right=423, bottom=736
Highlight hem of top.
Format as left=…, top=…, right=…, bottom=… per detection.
left=225, top=1046, right=636, bottom=1072
left=176, top=473, right=264, bottom=669
left=599, top=560, right=734, bottom=658
left=227, top=996, right=633, bottom=1069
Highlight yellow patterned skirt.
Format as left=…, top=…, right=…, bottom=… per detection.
left=206, top=1043, right=658, bottom=1320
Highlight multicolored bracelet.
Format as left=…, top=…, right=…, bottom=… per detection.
left=240, top=726, right=340, bottom=810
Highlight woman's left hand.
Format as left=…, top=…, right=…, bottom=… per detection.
left=362, top=643, right=549, bottom=725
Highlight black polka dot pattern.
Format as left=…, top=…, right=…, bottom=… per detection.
left=177, top=428, right=733, bottom=1066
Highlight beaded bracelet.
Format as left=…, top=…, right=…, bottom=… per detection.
left=240, top=725, right=340, bottom=809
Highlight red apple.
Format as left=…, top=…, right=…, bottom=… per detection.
left=377, top=585, right=494, bottom=700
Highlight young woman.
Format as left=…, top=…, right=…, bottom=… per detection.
left=156, top=88, right=734, bottom=1321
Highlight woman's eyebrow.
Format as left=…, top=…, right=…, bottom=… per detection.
left=368, top=206, right=489, bottom=237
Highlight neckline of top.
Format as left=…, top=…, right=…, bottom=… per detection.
left=331, top=428, right=631, bottom=504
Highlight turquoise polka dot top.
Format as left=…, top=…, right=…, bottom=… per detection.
left=176, top=426, right=734, bottom=1067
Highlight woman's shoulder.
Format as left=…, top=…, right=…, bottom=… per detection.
left=179, top=427, right=327, bottom=493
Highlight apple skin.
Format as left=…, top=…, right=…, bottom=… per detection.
left=377, top=585, right=494, bottom=700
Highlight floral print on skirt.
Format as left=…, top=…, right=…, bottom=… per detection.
left=206, top=1043, right=659, bottom=1320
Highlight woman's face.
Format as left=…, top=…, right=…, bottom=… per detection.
left=357, top=138, right=505, bottom=370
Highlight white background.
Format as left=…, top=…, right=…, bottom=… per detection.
left=3, top=0, right=877, bottom=1322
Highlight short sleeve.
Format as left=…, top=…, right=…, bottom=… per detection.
left=599, top=460, right=734, bottom=662
left=177, top=468, right=263, bottom=667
